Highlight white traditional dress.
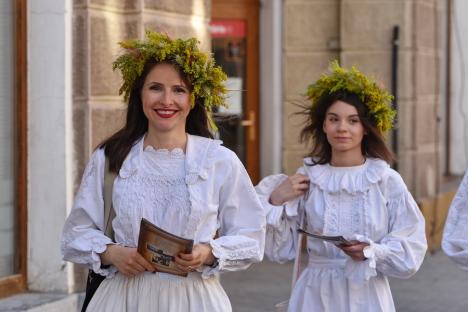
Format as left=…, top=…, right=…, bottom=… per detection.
left=61, top=134, right=266, bottom=312
left=256, top=158, right=427, bottom=312
left=442, top=170, right=468, bottom=270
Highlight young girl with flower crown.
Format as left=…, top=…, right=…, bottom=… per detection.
left=256, top=62, right=427, bottom=312
left=61, top=31, right=265, bottom=312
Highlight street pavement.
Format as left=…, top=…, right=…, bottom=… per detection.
left=221, top=251, right=468, bottom=312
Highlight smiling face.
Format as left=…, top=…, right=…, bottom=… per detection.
left=141, top=63, right=191, bottom=137
left=323, top=100, right=366, bottom=157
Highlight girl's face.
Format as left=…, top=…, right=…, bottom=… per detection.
left=323, top=100, right=366, bottom=156
left=141, top=63, right=191, bottom=136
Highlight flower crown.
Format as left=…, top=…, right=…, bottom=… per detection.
left=306, top=60, right=396, bottom=133
left=112, top=30, right=228, bottom=129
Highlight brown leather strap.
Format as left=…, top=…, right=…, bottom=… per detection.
left=103, top=156, right=117, bottom=240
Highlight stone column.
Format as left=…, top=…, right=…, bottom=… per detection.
left=28, top=0, right=73, bottom=292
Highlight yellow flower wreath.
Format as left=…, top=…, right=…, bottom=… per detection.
left=306, top=61, right=396, bottom=133
left=112, top=30, right=228, bottom=130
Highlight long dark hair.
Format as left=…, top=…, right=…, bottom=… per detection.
left=99, top=60, right=213, bottom=173
left=299, top=90, right=394, bottom=165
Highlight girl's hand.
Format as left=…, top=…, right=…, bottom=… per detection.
left=175, top=243, right=215, bottom=273
left=100, top=245, right=155, bottom=277
left=269, top=174, right=310, bottom=206
left=337, top=241, right=369, bottom=261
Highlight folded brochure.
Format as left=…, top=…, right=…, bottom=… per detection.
left=297, top=228, right=351, bottom=245
left=137, top=218, right=194, bottom=277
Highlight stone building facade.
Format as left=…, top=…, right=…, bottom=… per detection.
left=1, top=0, right=466, bottom=309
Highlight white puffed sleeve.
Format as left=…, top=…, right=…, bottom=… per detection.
left=442, top=170, right=468, bottom=270
left=61, top=148, right=117, bottom=277
left=357, top=172, right=427, bottom=280
left=203, top=152, right=266, bottom=276
left=255, top=168, right=305, bottom=263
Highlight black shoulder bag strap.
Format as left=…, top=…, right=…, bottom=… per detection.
left=103, top=156, right=117, bottom=239
left=81, top=155, right=117, bottom=312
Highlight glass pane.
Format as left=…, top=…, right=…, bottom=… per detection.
left=0, top=0, right=16, bottom=277
left=210, top=20, right=247, bottom=164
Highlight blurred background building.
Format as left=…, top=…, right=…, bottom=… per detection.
left=1, top=0, right=468, bottom=309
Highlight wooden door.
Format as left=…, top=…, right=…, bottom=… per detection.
left=211, top=0, right=260, bottom=183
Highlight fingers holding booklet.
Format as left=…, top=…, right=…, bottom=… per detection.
left=175, top=243, right=216, bottom=273
left=297, top=229, right=371, bottom=261
left=100, top=244, right=155, bottom=278
left=137, top=218, right=194, bottom=277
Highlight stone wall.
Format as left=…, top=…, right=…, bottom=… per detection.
left=282, top=0, right=445, bottom=200
left=71, top=0, right=211, bottom=291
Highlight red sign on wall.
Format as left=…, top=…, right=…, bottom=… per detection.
left=210, top=20, right=246, bottom=38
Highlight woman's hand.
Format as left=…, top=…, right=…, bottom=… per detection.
left=337, top=241, right=369, bottom=261
left=100, top=244, right=155, bottom=277
left=269, top=174, right=310, bottom=206
left=175, top=243, right=215, bottom=273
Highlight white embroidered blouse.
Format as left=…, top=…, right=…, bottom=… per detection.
left=61, top=134, right=266, bottom=278
left=442, top=170, right=468, bottom=270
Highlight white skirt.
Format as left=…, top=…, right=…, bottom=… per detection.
left=288, top=259, right=395, bottom=312
left=87, top=271, right=232, bottom=312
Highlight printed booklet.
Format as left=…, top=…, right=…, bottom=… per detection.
left=137, top=218, right=194, bottom=277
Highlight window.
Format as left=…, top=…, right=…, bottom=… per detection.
left=0, top=0, right=27, bottom=298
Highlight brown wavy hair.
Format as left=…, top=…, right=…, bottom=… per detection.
left=98, top=60, right=213, bottom=173
left=299, top=90, right=394, bottom=165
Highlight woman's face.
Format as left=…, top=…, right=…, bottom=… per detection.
left=141, top=63, right=191, bottom=136
left=323, top=100, right=366, bottom=156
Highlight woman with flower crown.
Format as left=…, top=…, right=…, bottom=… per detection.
left=255, top=61, right=427, bottom=311
left=61, top=31, right=265, bottom=312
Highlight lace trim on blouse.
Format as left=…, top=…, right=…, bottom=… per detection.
left=304, top=158, right=389, bottom=237
left=306, top=158, right=389, bottom=194
left=114, top=145, right=192, bottom=242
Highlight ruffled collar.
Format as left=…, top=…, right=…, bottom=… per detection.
left=304, top=158, right=389, bottom=194
left=143, top=145, right=185, bottom=158
left=118, top=134, right=222, bottom=182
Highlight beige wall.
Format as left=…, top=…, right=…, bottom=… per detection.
left=71, top=0, right=211, bottom=291
left=282, top=0, right=445, bottom=200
